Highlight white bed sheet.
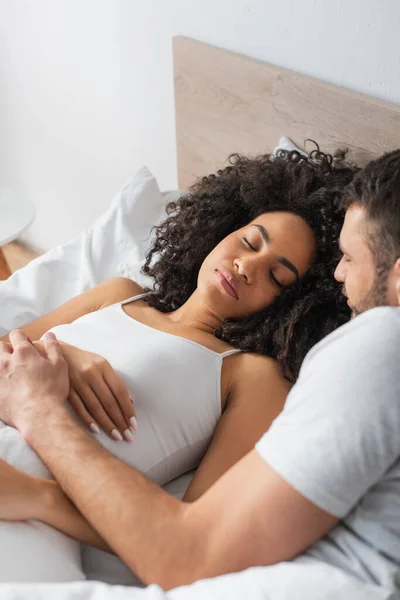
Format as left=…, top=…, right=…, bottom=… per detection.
left=0, top=561, right=392, bottom=600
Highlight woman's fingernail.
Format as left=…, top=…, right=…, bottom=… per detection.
left=123, top=429, right=134, bottom=442
left=130, top=417, right=138, bottom=431
left=130, top=397, right=134, bottom=404
left=44, top=331, right=56, bottom=340
left=90, top=423, right=100, bottom=434
left=111, top=429, right=123, bottom=441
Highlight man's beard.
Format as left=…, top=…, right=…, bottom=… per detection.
left=346, top=270, right=389, bottom=318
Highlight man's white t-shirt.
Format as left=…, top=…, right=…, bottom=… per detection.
left=256, top=307, right=400, bottom=590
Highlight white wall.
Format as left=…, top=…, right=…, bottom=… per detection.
left=0, top=0, right=399, bottom=252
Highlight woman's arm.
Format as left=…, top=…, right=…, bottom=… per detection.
left=183, top=354, right=291, bottom=502
left=0, top=277, right=142, bottom=343
left=0, top=458, right=110, bottom=550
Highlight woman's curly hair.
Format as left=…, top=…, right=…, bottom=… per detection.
left=142, top=147, right=358, bottom=382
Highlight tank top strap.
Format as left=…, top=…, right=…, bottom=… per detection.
left=120, top=292, right=148, bottom=306
left=220, top=348, right=242, bottom=359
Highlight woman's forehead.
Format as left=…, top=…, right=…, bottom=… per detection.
left=248, top=212, right=314, bottom=239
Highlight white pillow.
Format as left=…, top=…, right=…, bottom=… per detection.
left=272, top=136, right=308, bottom=157
left=0, top=166, right=180, bottom=336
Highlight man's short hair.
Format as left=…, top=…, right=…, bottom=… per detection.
left=341, top=150, right=400, bottom=270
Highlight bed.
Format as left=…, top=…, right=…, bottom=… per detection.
left=0, top=36, right=399, bottom=600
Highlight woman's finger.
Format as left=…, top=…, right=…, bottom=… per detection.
left=68, top=388, right=100, bottom=435
left=73, top=380, right=132, bottom=442
left=42, top=331, right=64, bottom=364
left=89, top=377, right=135, bottom=441
left=102, top=365, right=137, bottom=432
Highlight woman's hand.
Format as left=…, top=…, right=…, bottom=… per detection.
left=34, top=341, right=137, bottom=442
left=0, top=458, right=44, bottom=521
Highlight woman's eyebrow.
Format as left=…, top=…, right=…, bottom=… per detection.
left=252, top=224, right=300, bottom=281
left=252, top=223, right=271, bottom=244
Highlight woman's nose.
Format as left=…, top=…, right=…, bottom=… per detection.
left=234, top=255, right=262, bottom=284
left=233, top=257, right=250, bottom=282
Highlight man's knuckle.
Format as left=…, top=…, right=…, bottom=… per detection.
left=15, top=342, right=33, bottom=357
left=0, top=358, right=10, bottom=371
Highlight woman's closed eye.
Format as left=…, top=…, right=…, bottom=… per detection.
left=244, top=237, right=284, bottom=288
left=243, top=237, right=256, bottom=251
left=269, top=270, right=284, bottom=289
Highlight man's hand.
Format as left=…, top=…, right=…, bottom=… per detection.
left=0, top=330, right=69, bottom=432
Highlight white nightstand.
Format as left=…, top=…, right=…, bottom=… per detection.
left=0, top=190, right=36, bottom=279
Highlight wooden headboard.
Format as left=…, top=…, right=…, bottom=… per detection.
left=173, top=36, right=400, bottom=189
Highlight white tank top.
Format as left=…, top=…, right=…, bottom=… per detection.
left=48, top=293, right=241, bottom=486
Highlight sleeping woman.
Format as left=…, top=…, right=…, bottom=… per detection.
left=0, top=149, right=356, bottom=580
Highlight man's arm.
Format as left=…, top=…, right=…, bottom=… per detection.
left=35, top=479, right=111, bottom=552
left=23, top=408, right=338, bottom=590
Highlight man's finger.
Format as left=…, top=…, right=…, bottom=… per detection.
left=42, top=332, right=63, bottom=364
left=8, top=330, right=34, bottom=354
left=9, top=329, right=30, bottom=344
left=0, top=342, right=12, bottom=356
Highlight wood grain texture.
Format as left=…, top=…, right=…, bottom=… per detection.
left=174, top=37, right=400, bottom=189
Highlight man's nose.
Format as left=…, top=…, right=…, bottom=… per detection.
left=334, top=258, right=345, bottom=282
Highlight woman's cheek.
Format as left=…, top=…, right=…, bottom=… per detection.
left=251, top=288, right=274, bottom=312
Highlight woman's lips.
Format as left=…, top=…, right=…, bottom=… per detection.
left=215, top=269, right=239, bottom=300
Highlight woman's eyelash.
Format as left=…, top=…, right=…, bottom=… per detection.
left=243, top=238, right=256, bottom=251
left=269, top=270, right=284, bottom=289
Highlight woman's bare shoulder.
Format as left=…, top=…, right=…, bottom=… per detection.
left=96, top=277, right=145, bottom=309
left=228, top=351, right=292, bottom=398
left=235, top=351, right=285, bottom=376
